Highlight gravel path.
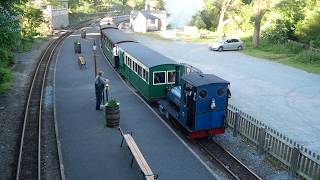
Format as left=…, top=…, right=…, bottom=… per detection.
left=0, top=39, right=50, bottom=179
left=128, top=33, right=320, bottom=154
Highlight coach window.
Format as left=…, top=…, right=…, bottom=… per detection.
left=167, top=71, right=176, bottom=84
left=138, top=65, right=142, bottom=77
left=146, top=71, right=149, bottom=82
left=129, top=59, right=132, bottom=69
left=153, top=71, right=166, bottom=85
left=134, top=62, right=138, bottom=73
left=142, top=69, right=146, bottom=80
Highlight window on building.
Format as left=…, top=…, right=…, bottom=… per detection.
left=153, top=72, right=165, bottom=84
left=167, top=71, right=176, bottom=84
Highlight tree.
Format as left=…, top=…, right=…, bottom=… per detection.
left=216, top=0, right=233, bottom=33
left=19, top=4, right=45, bottom=37
left=251, top=0, right=271, bottom=48
left=150, top=0, right=165, bottom=10
left=128, top=0, right=145, bottom=10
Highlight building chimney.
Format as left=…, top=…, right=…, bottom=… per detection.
left=145, top=0, right=151, bottom=11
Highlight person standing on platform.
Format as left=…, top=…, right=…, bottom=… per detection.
left=112, top=45, right=119, bottom=70
left=95, top=71, right=108, bottom=111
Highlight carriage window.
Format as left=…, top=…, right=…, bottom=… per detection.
left=153, top=72, right=165, bottom=84
left=135, top=63, right=138, bottom=73
left=167, top=71, right=176, bottom=84
left=138, top=65, right=142, bottom=77
left=146, top=71, right=149, bottom=82
left=217, top=88, right=226, bottom=97
left=142, top=69, right=146, bottom=79
left=199, top=89, right=208, bottom=99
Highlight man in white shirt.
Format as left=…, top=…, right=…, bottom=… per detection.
left=112, top=45, right=119, bottom=70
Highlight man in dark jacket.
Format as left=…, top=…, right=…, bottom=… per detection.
left=95, top=71, right=108, bottom=110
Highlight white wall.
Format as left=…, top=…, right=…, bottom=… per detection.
left=133, top=13, right=147, bottom=33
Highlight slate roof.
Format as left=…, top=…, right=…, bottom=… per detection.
left=118, top=42, right=177, bottom=68
left=101, top=29, right=136, bottom=44
left=182, top=73, right=229, bottom=87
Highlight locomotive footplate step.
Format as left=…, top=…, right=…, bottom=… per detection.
left=159, top=100, right=179, bottom=120
left=55, top=27, right=218, bottom=179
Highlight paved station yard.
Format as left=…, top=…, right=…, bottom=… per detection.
left=54, top=26, right=217, bottom=180
left=130, top=33, right=320, bottom=153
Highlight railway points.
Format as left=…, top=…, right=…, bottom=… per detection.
left=54, top=26, right=218, bottom=179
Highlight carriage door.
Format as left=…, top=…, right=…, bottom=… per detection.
left=186, top=85, right=196, bottom=130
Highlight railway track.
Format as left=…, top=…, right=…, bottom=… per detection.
left=15, top=31, right=72, bottom=180
left=196, top=138, right=262, bottom=180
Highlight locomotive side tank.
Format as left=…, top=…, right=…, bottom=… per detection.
left=160, top=72, right=230, bottom=138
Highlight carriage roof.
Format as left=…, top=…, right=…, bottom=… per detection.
left=118, top=42, right=177, bottom=68
left=101, top=29, right=136, bottom=44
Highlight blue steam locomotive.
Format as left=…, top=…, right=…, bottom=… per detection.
left=159, top=70, right=230, bottom=138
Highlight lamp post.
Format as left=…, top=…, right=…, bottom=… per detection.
left=93, top=41, right=97, bottom=76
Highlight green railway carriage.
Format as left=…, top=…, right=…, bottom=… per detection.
left=118, top=42, right=179, bottom=101
left=100, top=28, right=136, bottom=67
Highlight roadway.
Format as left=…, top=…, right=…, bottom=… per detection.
left=130, top=33, right=320, bottom=153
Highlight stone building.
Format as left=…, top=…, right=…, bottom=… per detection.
left=34, top=0, right=69, bottom=30
left=130, top=1, right=167, bottom=33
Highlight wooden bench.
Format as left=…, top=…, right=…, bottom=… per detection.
left=119, top=128, right=158, bottom=180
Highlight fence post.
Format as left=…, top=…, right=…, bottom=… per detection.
left=258, top=127, right=266, bottom=155
left=233, top=112, right=239, bottom=137
left=290, top=147, right=300, bottom=178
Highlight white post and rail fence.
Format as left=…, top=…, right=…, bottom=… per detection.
left=226, top=104, right=320, bottom=179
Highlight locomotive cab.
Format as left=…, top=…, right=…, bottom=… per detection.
left=159, top=72, right=230, bottom=138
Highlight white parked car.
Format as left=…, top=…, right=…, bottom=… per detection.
left=209, top=38, right=244, bottom=52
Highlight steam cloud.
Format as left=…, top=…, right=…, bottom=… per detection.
left=164, top=0, right=204, bottom=28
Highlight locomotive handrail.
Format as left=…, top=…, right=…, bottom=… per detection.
left=179, top=62, right=203, bottom=75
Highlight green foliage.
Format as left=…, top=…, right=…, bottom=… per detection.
left=0, top=48, right=15, bottom=67
left=0, top=67, right=11, bottom=93
left=294, top=50, right=320, bottom=64
left=105, top=98, right=119, bottom=108
left=275, top=0, right=306, bottom=40
left=69, top=0, right=113, bottom=13
left=295, top=7, right=320, bottom=48
left=192, top=12, right=207, bottom=29
left=19, top=5, right=45, bottom=37
left=262, top=19, right=288, bottom=43
left=0, top=6, right=21, bottom=50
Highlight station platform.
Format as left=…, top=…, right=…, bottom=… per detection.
left=54, top=26, right=218, bottom=179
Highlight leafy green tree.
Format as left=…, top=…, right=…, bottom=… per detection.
left=295, top=3, right=320, bottom=48
left=128, top=0, right=145, bottom=10
left=150, top=0, right=165, bottom=10
left=19, top=4, right=45, bottom=37
left=217, top=0, right=233, bottom=33
left=275, top=0, right=306, bottom=40
left=193, top=13, right=207, bottom=29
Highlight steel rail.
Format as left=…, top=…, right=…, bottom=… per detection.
left=196, top=139, right=262, bottom=180
left=16, top=31, right=72, bottom=180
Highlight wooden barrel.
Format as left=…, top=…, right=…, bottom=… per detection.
left=105, top=105, right=120, bottom=127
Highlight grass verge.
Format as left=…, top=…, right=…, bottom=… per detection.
left=242, top=38, right=320, bottom=73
